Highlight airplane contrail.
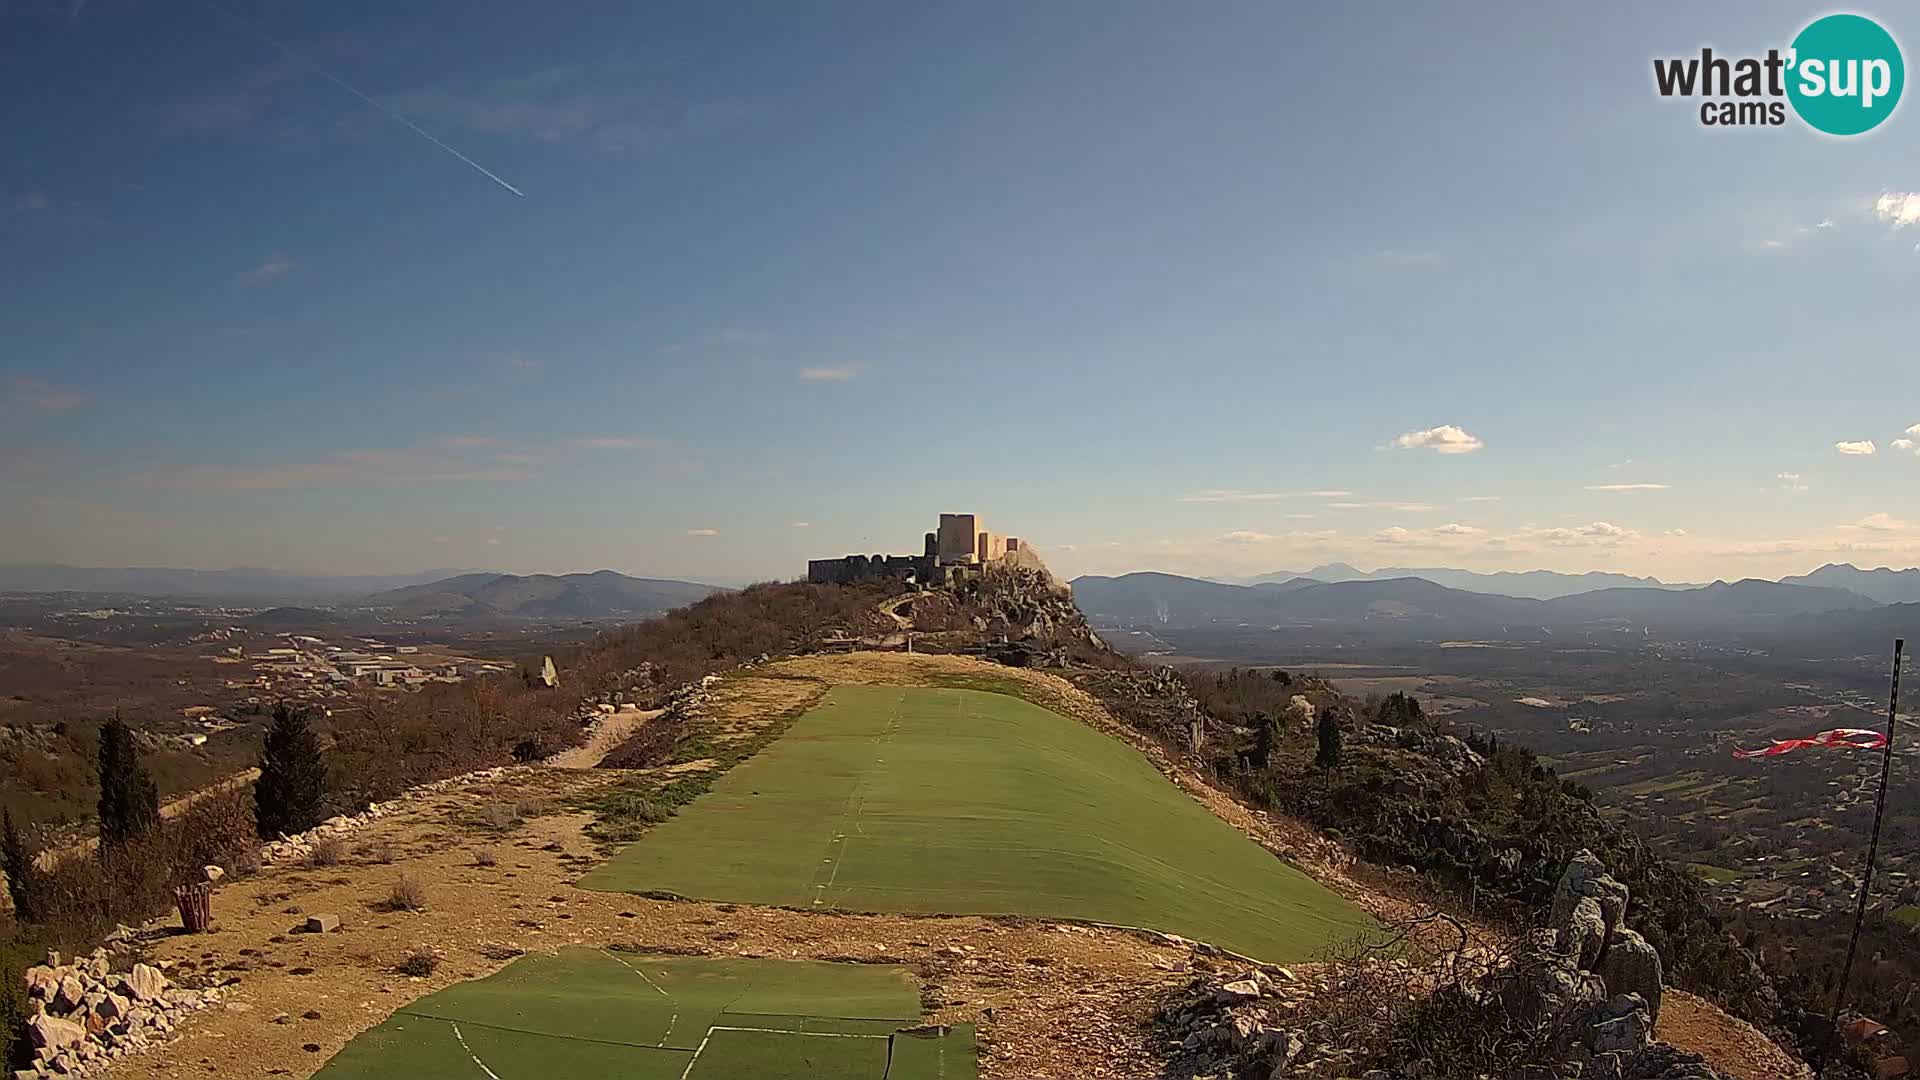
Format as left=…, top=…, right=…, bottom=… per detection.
left=207, top=3, right=525, bottom=198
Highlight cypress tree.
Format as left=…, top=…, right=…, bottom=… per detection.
left=97, top=716, right=160, bottom=845
left=2, top=809, right=36, bottom=922
left=255, top=705, right=328, bottom=839
left=1315, top=707, right=1344, bottom=770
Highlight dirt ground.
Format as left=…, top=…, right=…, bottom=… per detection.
left=89, top=651, right=1795, bottom=1080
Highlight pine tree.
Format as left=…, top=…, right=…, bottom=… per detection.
left=2, top=809, right=36, bottom=922
left=97, top=716, right=160, bottom=845
left=1315, top=707, right=1344, bottom=770
left=1249, top=713, right=1276, bottom=770
left=255, top=705, right=328, bottom=839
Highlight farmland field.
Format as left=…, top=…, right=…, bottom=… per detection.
left=312, top=949, right=973, bottom=1079
left=582, top=684, right=1370, bottom=961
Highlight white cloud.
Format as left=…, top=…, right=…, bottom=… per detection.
left=1835, top=440, right=1877, bottom=456
left=1584, top=483, right=1670, bottom=492
left=485, top=537, right=501, bottom=546
left=1776, top=472, right=1809, bottom=491
left=1390, top=424, right=1484, bottom=455
left=686, top=528, right=719, bottom=537
left=1328, top=500, right=1438, bottom=512
left=791, top=521, right=811, bottom=528
left=1218, top=530, right=1276, bottom=544
left=1509, top=521, right=1638, bottom=548
left=798, top=365, right=863, bottom=382
left=1849, top=513, right=1910, bottom=532
left=1874, top=191, right=1920, bottom=228
left=1215, top=529, right=1340, bottom=546
left=1178, top=489, right=1349, bottom=503
left=236, top=254, right=294, bottom=286
left=506, top=354, right=541, bottom=371
left=1461, top=495, right=1502, bottom=503
left=1760, top=239, right=1786, bottom=250
left=6, top=377, right=89, bottom=413
left=1894, top=438, right=1917, bottom=452
left=573, top=436, right=659, bottom=450
left=1665, top=528, right=1689, bottom=537
left=1373, top=523, right=1487, bottom=546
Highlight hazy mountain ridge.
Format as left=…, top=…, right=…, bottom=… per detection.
left=1239, top=563, right=1695, bottom=600
left=0, top=564, right=496, bottom=602
left=1778, top=562, right=1920, bottom=604
left=1072, top=569, right=1882, bottom=632
left=357, top=570, right=721, bottom=620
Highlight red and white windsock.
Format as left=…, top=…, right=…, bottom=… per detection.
left=1732, top=727, right=1888, bottom=760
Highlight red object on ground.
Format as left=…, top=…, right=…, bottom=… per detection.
left=1733, top=728, right=1887, bottom=760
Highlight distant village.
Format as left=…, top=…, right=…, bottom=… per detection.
left=201, top=629, right=511, bottom=705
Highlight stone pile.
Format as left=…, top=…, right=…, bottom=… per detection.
left=261, top=766, right=512, bottom=864
left=1155, top=966, right=1326, bottom=1078
left=17, top=951, right=220, bottom=1079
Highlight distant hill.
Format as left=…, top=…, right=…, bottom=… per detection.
left=1546, top=579, right=1878, bottom=620
left=1072, top=571, right=1879, bottom=635
left=1071, top=572, right=1545, bottom=629
left=1244, top=564, right=1690, bottom=600
left=0, top=564, right=494, bottom=602
left=1779, top=563, right=1920, bottom=605
left=358, top=571, right=721, bottom=620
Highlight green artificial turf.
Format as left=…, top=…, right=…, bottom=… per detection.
left=582, top=685, right=1372, bottom=961
left=312, top=950, right=971, bottom=1080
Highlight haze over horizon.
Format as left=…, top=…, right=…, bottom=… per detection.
left=6, top=2, right=1920, bottom=584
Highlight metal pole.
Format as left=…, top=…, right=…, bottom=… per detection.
left=1819, top=638, right=1903, bottom=1076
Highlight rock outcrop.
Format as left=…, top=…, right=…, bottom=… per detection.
left=15, top=951, right=220, bottom=1079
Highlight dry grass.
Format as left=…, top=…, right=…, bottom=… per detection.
left=357, top=839, right=396, bottom=865
left=395, top=944, right=442, bottom=977
left=306, top=836, right=347, bottom=868
left=472, top=847, right=497, bottom=868
left=384, top=874, right=427, bottom=913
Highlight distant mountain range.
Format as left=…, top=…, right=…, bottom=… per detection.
left=1071, top=570, right=1881, bottom=634
left=0, top=564, right=496, bottom=602
left=1777, top=563, right=1920, bottom=605
left=1235, top=563, right=1694, bottom=600
left=355, top=571, right=721, bottom=620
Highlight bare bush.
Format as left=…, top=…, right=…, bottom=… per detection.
left=357, top=839, right=396, bottom=865
left=385, top=875, right=427, bottom=913
left=395, top=944, right=442, bottom=977
left=306, top=836, right=346, bottom=867
left=472, top=848, right=497, bottom=868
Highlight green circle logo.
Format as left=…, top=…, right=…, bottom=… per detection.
left=1787, top=14, right=1904, bottom=135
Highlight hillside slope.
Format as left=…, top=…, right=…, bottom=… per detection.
left=359, top=570, right=720, bottom=619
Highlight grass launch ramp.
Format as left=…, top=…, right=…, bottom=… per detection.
left=583, top=684, right=1371, bottom=961
left=313, top=949, right=974, bottom=1079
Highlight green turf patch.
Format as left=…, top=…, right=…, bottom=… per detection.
left=582, top=685, right=1373, bottom=961
left=313, top=950, right=968, bottom=1079
left=687, top=1027, right=887, bottom=1079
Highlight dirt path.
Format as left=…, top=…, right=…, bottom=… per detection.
left=542, top=705, right=661, bottom=769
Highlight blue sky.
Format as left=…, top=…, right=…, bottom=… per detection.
left=4, top=1, right=1919, bottom=585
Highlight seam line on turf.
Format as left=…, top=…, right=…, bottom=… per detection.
left=450, top=1022, right=504, bottom=1080
left=601, top=948, right=678, bottom=1046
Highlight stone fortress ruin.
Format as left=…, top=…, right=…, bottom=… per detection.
left=808, top=513, right=1048, bottom=586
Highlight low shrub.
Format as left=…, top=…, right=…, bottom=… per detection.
left=306, top=836, right=346, bottom=868
left=395, top=944, right=442, bottom=977
left=385, top=875, right=427, bottom=913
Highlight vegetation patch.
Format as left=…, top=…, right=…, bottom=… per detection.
left=582, top=685, right=1371, bottom=962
